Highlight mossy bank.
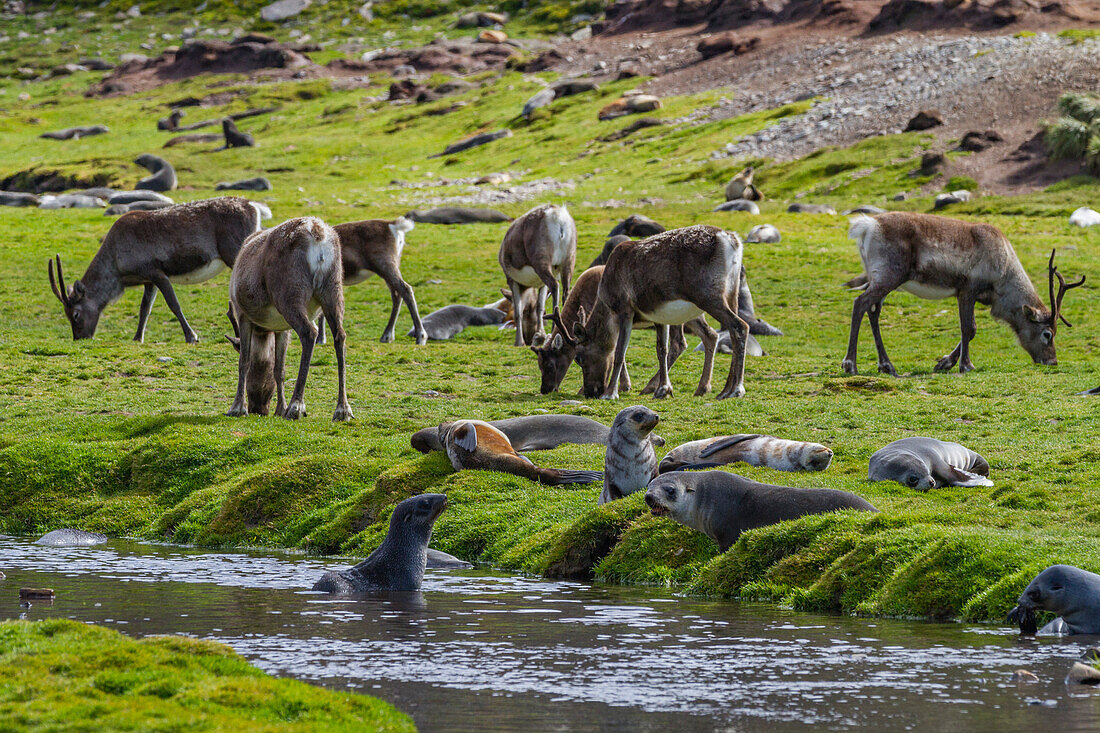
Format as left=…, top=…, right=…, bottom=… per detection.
left=0, top=3, right=1098, bottom=626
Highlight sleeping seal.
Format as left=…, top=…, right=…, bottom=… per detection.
left=35, top=528, right=108, bottom=547
left=313, top=494, right=448, bottom=592
left=412, top=414, right=664, bottom=454
left=644, top=471, right=877, bottom=551
left=441, top=420, right=603, bottom=486
left=659, top=434, right=833, bottom=474
left=869, top=437, right=992, bottom=490
left=601, top=405, right=659, bottom=505
left=409, top=303, right=505, bottom=340
left=1008, top=565, right=1100, bottom=635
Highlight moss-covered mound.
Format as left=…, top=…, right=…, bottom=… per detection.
left=0, top=619, right=414, bottom=731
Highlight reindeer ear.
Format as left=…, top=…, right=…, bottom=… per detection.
left=551, top=332, right=563, bottom=350
left=71, top=281, right=86, bottom=301
left=1021, top=304, right=1046, bottom=323
left=531, top=332, right=546, bottom=347
left=573, top=322, right=588, bottom=341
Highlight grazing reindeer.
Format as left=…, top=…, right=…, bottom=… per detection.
left=535, top=266, right=715, bottom=396
left=315, top=217, right=427, bottom=346
left=498, top=203, right=577, bottom=346
left=228, top=217, right=352, bottom=422
left=579, top=225, right=749, bottom=400
left=48, top=197, right=262, bottom=343
left=844, top=213, right=1085, bottom=375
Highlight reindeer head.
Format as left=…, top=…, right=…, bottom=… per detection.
left=571, top=306, right=616, bottom=398
left=1017, top=249, right=1085, bottom=365
left=48, top=255, right=99, bottom=339
left=531, top=310, right=578, bottom=394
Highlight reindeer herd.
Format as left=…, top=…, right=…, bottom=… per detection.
left=46, top=196, right=1085, bottom=421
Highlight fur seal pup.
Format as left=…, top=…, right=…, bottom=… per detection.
left=313, top=494, right=448, bottom=593
left=441, top=420, right=603, bottom=486
left=713, top=199, right=759, bottom=214
left=644, top=472, right=877, bottom=551
left=40, top=125, right=109, bottom=140
left=601, top=405, right=660, bottom=505
left=608, top=214, right=665, bottom=239
left=409, top=303, right=505, bottom=341
left=787, top=203, right=837, bottom=215
left=157, top=110, right=184, bottom=131
left=0, top=192, right=39, bottom=207
left=869, top=437, right=992, bottom=490
left=133, top=154, right=177, bottom=192
left=35, top=528, right=108, bottom=547
left=745, top=224, right=780, bottom=243
left=1008, top=565, right=1100, bottom=635
left=216, top=177, right=272, bottom=191
left=724, top=166, right=762, bottom=202
left=659, top=434, right=833, bottom=474
left=221, top=118, right=255, bottom=148
left=108, top=190, right=174, bottom=205
left=405, top=207, right=512, bottom=225
left=589, top=234, right=631, bottom=268
left=104, top=201, right=173, bottom=215
left=411, top=414, right=664, bottom=454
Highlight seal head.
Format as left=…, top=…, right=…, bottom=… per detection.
left=1008, top=564, right=1100, bottom=635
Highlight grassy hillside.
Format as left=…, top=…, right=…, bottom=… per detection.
left=0, top=6, right=1099, bottom=626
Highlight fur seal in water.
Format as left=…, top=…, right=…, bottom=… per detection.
left=659, top=434, right=833, bottom=474
left=869, top=437, right=992, bottom=490
left=1008, top=565, right=1100, bottom=635
left=411, top=414, right=664, bottom=454
left=409, top=303, right=505, bottom=341
left=133, top=154, right=177, bottom=192
left=313, top=494, right=448, bottom=592
left=601, top=405, right=659, bottom=505
left=644, top=472, right=877, bottom=551
left=35, top=528, right=108, bottom=547
left=441, top=420, right=603, bottom=486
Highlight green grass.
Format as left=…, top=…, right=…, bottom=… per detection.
left=0, top=619, right=414, bottom=731
left=0, top=4, right=1099, bottom=630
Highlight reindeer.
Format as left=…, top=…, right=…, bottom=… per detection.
left=228, top=217, right=352, bottom=422
left=844, top=212, right=1085, bottom=375
left=48, top=197, right=262, bottom=343
left=498, top=203, right=577, bottom=346
left=568, top=225, right=747, bottom=400
left=314, top=216, right=427, bottom=346
left=534, top=265, right=716, bottom=396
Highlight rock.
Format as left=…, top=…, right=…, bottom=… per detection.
left=746, top=224, right=781, bottom=243
left=571, top=26, right=593, bottom=41
left=126, top=4, right=141, bottom=18
left=260, top=0, right=310, bottom=22
left=477, top=29, right=508, bottom=44
left=1068, top=662, right=1100, bottom=685
left=559, top=400, right=582, bottom=406
left=80, top=58, right=114, bottom=71
left=697, top=32, right=760, bottom=59
left=523, top=87, right=556, bottom=117
left=616, top=62, right=641, bottom=79
left=0, top=192, right=39, bottom=207
left=119, top=52, right=149, bottom=64
left=215, top=176, right=272, bottom=191
left=958, top=129, right=1003, bottom=152
left=1011, top=670, right=1040, bottom=683
left=35, top=528, right=108, bottom=546
left=892, top=192, right=908, bottom=201
left=433, top=129, right=512, bottom=157
left=949, top=190, right=972, bottom=201
left=1070, top=207, right=1100, bottom=227
left=50, top=63, right=85, bottom=77
left=933, top=193, right=964, bottom=210
left=904, top=110, right=943, bottom=131
left=19, top=588, right=55, bottom=600
left=787, top=203, right=837, bottom=214
left=713, top=199, right=760, bottom=214
left=475, top=172, right=511, bottom=185
left=358, top=2, right=373, bottom=21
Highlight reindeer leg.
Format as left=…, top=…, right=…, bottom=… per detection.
left=619, top=363, right=632, bottom=393
left=510, top=280, right=526, bottom=347
left=273, top=331, right=289, bottom=417
left=686, top=317, right=717, bottom=397
left=867, top=301, right=898, bottom=377
left=842, top=283, right=897, bottom=375
left=705, top=300, right=749, bottom=399
left=381, top=287, right=402, bottom=343
left=321, top=301, right=353, bottom=423
left=394, top=277, right=426, bottom=345
left=151, top=274, right=198, bottom=344
left=652, top=324, right=673, bottom=399
left=536, top=284, right=550, bottom=342
left=227, top=318, right=252, bottom=417
left=642, top=326, right=686, bottom=395
left=282, top=308, right=318, bottom=420
left=602, top=313, right=633, bottom=400
left=315, top=314, right=326, bottom=346
left=133, top=284, right=157, bottom=343
left=938, top=292, right=977, bottom=373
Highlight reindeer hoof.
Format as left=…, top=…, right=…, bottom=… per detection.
left=841, top=359, right=857, bottom=375
left=185, top=334, right=200, bottom=345
left=332, top=405, right=354, bottom=422
left=693, top=385, right=711, bottom=397
left=415, top=331, right=427, bottom=346
left=315, top=333, right=327, bottom=346
left=639, top=385, right=655, bottom=395
left=226, top=406, right=247, bottom=417
left=959, top=361, right=975, bottom=374
left=717, top=385, right=746, bottom=400
left=284, top=401, right=306, bottom=420
left=878, top=362, right=899, bottom=378
left=599, top=391, right=619, bottom=400
left=933, top=356, right=956, bottom=373
left=653, top=385, right=673, bottom=399
left=380, top=332, right=395, bottom=344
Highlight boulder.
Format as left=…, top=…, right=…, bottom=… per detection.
left=477, top=29, right=508, bottom=43
left=904, top=110, right=943, bottom=131
left=1067, top=662, right=1100, bottom=685
left=523, top=87, right=556, bottom=117
left=260, top=0, right=310, bottom=22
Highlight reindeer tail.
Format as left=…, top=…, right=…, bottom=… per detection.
left=539, top=469, right=604, bottom=486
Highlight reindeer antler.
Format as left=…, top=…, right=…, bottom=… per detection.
left=1048, top=248, right=1086, bottom=328
left=548, top=306, right=577, bottom=347
left=48, top=254, right=69, bottom=307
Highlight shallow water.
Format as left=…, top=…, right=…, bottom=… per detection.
left=3, top=535, right=1100, bottom=731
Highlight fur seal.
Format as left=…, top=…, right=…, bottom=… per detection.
left=39, top=194, right=105, bottom=209
left=601, top=405, right=659, bottom=505
left=216, top=177, right=272, bottom=191
left=104, top=201, right=173, bottom=215
left=745, top=224, right=780, bottom=243
left=589, top=234, right=632, bottom=268
left=133, top=154, right=177, bottom=192
left=412, top=414, right=664, bottom=454
left=0, top=192, right=39, bottom=207
left=313, top=494, right=448, bottom=592
left=842, top=205, right=886, bottom=215
left=699, top=330, right=764, bottom=356
left=35, top=528, right=108, bottom=547
left=713, top=199, right=760, bottom=214
left=425, top=548, right=472, bottom=569
left=405, top=207, right=513, bottom=225
left=441, top=420, right=603, bottom=486
left=108, top=191, right=174, bottom=205
left=222, top=118, right=255, bottom=148
left=1008, top=565, right=1100, bottom=635
left=659, top=434, right=833, bottom=474
left=40, top=125, right=109, bottom=140
left=868, top=437, right=992, bottom=490
left=608, top=214, right=665, bottom=239
left=644, top=471, right=877, bottom=551
left=408, top=303, right=505, bottom=340
left=787, top=203, right=837, bottom=215
left=157, top=110, right=184, bottom=131
left=724, top=166, right=762, bottom=202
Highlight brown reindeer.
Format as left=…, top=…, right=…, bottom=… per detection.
left=844, top=212, right=1085, bottom=375
left=228, top=217, right=352, bottom=422
left=48, top=197, right=262, bottom=343
left=315, top=216, right=427, bottom=346
left=567, top=225, right=746, bottom=399
left=498, top=203, right=577, bottom=346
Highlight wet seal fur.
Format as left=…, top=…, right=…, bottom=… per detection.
left=869, top=437, right=991, bottom=490
left=659, top=434, right=833, bottom=474
left=601, top=405, right=659, bottom=505
left=441, top=420, right=603, bottom=486
left=411, top=414, right=664, bottom=454
left=1009, top=565, right=1100, bottom=636
left=644, top=471, right=877, bottom=551
left=313, top=494, right=448, bottom=592
left=35, top=528, right=108, bottom=547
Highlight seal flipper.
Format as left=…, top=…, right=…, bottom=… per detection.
left=542, top=469, right=604, bottom=485
left=699, top=434, right=765, bottom=459
left=1039, top=617, right=1070, bottom=635
left=670, top=461, right=727, bottom=471
left=453, top=422, right=478, bottom=452
left=936, top=464, right=994, bottom=488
